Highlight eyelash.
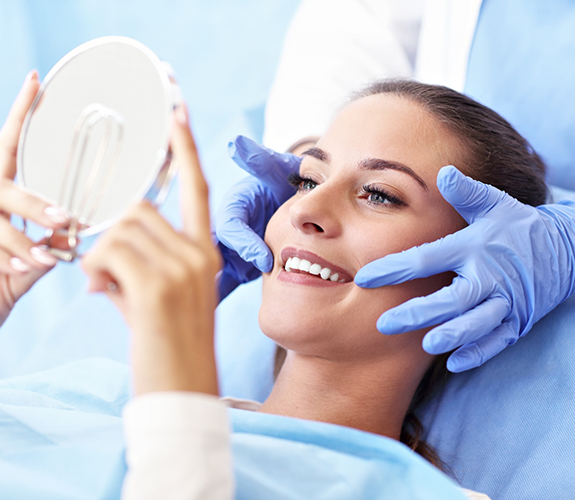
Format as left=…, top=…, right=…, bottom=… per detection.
left=287, top=173, right=406, bottom=207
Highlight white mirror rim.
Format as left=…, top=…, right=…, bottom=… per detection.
left=17, top=36, right=175, bottom=237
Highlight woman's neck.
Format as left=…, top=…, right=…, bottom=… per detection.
left=258, top=349, right=430, bottom=440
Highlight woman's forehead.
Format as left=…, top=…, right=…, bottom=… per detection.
left=320, top=94, right=464, bottom=182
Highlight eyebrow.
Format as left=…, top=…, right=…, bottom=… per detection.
left=302, top=147, right=428, bottom=191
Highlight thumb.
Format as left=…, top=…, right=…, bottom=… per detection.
left=228, top=135, right=299, bottom=202
left=437, top=165, right=507, bottom=224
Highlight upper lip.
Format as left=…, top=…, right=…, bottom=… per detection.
left=280, top=247, right=354, bottom=283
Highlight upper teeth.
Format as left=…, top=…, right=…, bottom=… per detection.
left=284, top=257, right=343, bottom=282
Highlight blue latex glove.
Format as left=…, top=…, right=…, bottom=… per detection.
left=216, top=136, right=300, bottom=300
left=355, top=166, right=575, bottom=373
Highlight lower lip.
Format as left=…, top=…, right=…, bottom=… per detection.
left=277, top=269, right=347, bottom=287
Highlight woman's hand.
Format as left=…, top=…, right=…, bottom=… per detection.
left=0, top=71, right=72, bottom=327
left=82, top=105, right=221, bottom=397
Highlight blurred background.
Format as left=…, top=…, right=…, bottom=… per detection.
left=0, top=0, right=301, bottom=399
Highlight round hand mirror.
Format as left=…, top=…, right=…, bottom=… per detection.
left=17, top=36, right=180, bottom=261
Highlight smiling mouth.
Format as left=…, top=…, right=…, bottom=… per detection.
left=284, top=256, right=345, bottom=282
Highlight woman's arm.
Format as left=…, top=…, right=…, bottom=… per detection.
left=82, top=106, right=234, bottom=499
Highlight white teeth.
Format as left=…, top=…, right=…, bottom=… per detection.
left=309, top=263, right=322, bottom=275
left=298, top=259, right=311, bottom=272
left=284, top=256, right=345, bottom=283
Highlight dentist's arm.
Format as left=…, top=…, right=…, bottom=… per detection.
left=355, top=166, right=575, bottom=372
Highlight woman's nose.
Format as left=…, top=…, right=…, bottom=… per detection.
left=289, top=185, right=342, bottom=237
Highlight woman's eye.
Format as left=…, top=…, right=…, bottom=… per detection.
left=300, top=179, right=317, bottom=191
left=362, top=185, right=405, bottom=207
left=367, top=191, right=390, bottom=204
left=287, top=172, right=318, bottom=192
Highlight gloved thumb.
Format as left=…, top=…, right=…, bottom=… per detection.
left=228, top=135, right=301, bottom=202
left=437, top=165, right=507, bottom=224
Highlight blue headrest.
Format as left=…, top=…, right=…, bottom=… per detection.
left=420, top=291, right=575, bottom=498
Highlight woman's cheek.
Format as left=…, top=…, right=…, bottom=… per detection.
left=263, top=200, right=292, bottom=259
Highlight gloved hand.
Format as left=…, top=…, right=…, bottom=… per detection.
left=215, top=136, right=300, bottom=300
left=355, top=165, right=575, bottom=373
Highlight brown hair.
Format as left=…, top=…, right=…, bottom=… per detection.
left=352, top=79, right=548, bottom=468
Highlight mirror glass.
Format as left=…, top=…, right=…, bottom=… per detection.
left=18, top=37, right=176, bottom=242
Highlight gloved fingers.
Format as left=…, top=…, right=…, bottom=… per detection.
left=375, top=276, right=482, bottom=334
left=228, top=135, right=300, bottom=202
left=446, top=321, right=516, bottom=373
left=217, top=217, right=273, bottom=272
left=422, top=295, right=511, bottom=354
left=355, top=234, right=465, bottom=288
left=437, top=165, right=509, bottom=224
left=214, top=179, right=275, bottom=272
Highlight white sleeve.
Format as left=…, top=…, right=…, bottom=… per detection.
left=263, top=0, right=424, bottom=152
left=121, top=392, right=234, bottom=500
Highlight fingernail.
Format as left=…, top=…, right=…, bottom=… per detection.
left=9, top=257, right=31, bottom=273
left=30, top=246, right=58, bottom=266
left=175, top=105, right=187, bottom=125
left=25, top=69, right=38, bottom=83
left=44, top=206, right=70, bottom=224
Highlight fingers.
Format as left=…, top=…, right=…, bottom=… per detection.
left=446, top=321, right=516, bottom=372
left=220, top=218, right=272, bottom=272
left=83, top=234, right=149, bottom=304
left=0, top=179, right=70, bottom=228
left=376, top=276, right=485, bottom=334
left=228, top=135, right=300, bottom=203
left=118, top=202, right=191, bottom=255
left=436, top=165, right=509, bottom=224
left=170, top=105, right=212, bottom=248
left=0, top=70, right=41, bottom=180
left=84, top=201, right=218, bottom=295
left=215, top=178, right=275, bottom=272
left=355, top=232, right=465, bottom=288
left=0, top=216, right=58, bottom=273
left=422, top=296, right=511, bottom=354
left=0, top=264, right=53, bottom=316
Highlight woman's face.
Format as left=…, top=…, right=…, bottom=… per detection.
left=260, top=94, right=467, bottom=364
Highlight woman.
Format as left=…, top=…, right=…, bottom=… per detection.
left=0, top=75, right=544, bottom=499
